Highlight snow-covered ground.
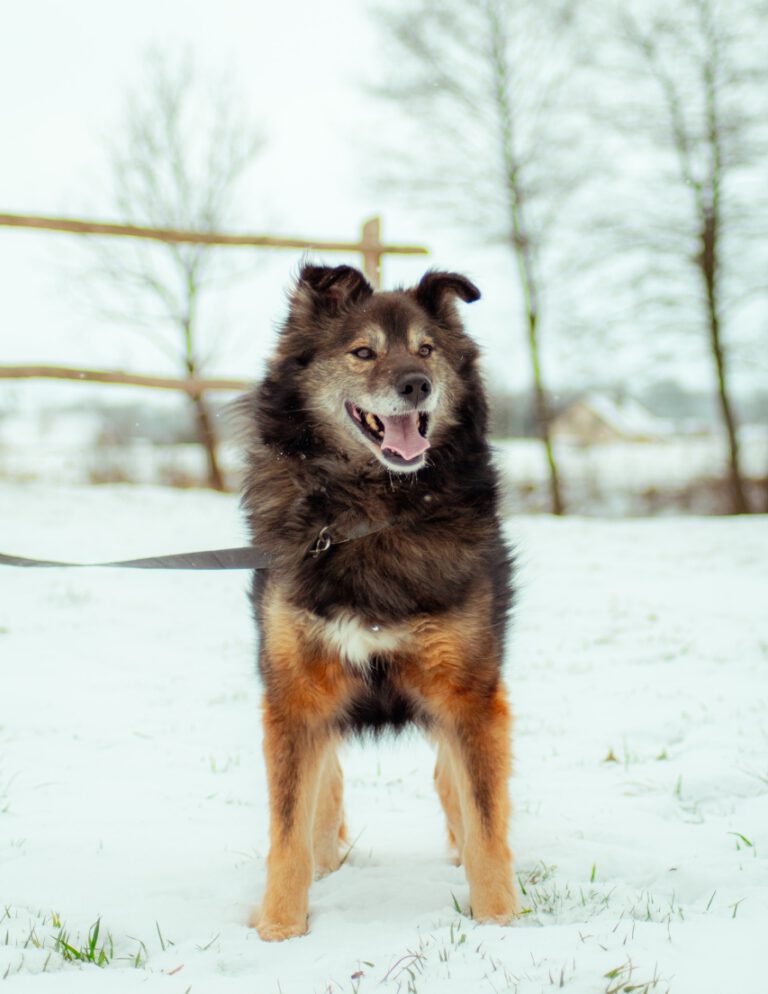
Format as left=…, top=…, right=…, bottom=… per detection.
left=1, top=483, right=766, bottom=993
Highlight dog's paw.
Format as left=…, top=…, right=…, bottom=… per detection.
left=472, top=909, right=518, bottom=926
left=249, top=907, right=308, bottom=942
left=471, top=891, right=520, bottom=925
left=314, top=854, right=342, bottom=879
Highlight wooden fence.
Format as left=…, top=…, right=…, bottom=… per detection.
left=0, top=212, right=428, bottom=398
left=0, top=365, right=249, bottom=396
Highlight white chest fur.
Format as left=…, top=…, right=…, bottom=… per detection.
left=315, top=611, right=406, bottom=669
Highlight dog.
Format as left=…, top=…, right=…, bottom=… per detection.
left=239, top=264, right=517, bottom=940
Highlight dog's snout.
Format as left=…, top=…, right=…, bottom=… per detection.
left=396, top=371, right=432, bottom=407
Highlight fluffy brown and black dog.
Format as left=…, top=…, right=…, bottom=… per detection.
left=240, top=264, right=518, bottom=940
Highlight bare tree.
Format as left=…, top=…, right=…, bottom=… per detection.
left=91, top=51, right=264, bottom=490
left=371, top=0, right=584, bottom=515
left=604, top=0, right=768, bottom=513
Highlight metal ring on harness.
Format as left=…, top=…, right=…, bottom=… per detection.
left=309, top=527, right=332, bottom=557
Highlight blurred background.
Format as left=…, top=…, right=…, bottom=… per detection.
left=1, top=0, right=766, bottom=517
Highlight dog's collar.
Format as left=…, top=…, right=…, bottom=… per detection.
left=309, top=491, right=439, bottom=557
left=309, top=520, right=393, bottom=557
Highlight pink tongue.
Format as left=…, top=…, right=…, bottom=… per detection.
left=379, top=413, right=430, bottom=460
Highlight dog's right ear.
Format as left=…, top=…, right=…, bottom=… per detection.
left=294, top=264, right=374, bottom=318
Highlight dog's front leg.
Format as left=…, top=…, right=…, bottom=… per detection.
left=252, top=706, right=325, bottom=941
left=410, top=621, right=519, bottom=923
left=436, top=687, right=519, bottom=924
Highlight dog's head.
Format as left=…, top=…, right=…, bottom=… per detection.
left=262, top=264, right=483, bottom=474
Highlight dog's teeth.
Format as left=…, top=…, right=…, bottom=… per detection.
left=365, top=413, right=379, bottom=432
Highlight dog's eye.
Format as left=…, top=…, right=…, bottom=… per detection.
left=418, top=344, right=434, bottom=358
left=351, top=347, right=376, bottom=360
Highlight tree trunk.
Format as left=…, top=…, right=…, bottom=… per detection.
left=706, top=302, right=748, bottom=514
left=527, top=309, right=564, bottom=515
left=505, top=205, right=564, bottom=515
left=699, top=212, right=749, bottom=514
left=189, top=391, right=225, bottom=491
left=699, top=13, right=749, bottom=515
left=485, top=0, right=565, bottom=515
left=515, top=231, right=564, bottom=515
left=180, top=279, right=225, bottom=492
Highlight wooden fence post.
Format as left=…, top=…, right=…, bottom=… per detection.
left=360, top=216, right=383, bottom=288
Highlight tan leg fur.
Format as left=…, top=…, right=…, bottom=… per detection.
left=251, top=588, right=354, bottom=941
left=313, top=744, right=347, bottom=877
left=434, top=742, right=465, bottom=864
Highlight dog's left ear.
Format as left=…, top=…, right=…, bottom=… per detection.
left=296, top=264, right=374, bottom=317
left=414, top=271, right=481, bottom=316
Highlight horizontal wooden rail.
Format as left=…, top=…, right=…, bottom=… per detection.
left=0, top=212, right=428, bottom=288
left=0, top=365, right=250, bottom=397
left=0, top=213, right=427, bottom=255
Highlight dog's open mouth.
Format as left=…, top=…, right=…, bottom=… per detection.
left=346, top=403, right=430, bottom=467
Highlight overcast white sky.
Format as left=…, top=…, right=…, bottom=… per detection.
left=0, top=1, right=515, bottom=387
left=0, top=0, right=763, bottom=410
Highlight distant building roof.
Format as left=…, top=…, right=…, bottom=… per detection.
left=552, top=394, right=674, bottom=443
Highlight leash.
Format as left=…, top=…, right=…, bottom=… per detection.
left=0, top=546, right=272, bottom=571
left=0, top=521, right=393, bottom=571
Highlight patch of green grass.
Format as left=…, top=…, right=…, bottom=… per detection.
left=155, top=920, right=174, bottom=952
left=518, top=860, right=556, bottom=893
left=729, top=898, right=746, bottom=919
left=728, top=831, right=754, bottom=851
left=1, top=908, right=154, bottom=973
left=447, top=919, right=465, bottom=947
left=625, top=890, right=687, bottom=925
left=603, top=958, right=670, bottom=994
left=126, top=935, right=149, bottom=968
left=53, top=917, right=113, bottom=967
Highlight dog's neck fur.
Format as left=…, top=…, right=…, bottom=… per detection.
left=242, top=397, right=502, bottom=628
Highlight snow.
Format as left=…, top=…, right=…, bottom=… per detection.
left=1, top=482, right=767, bottom=993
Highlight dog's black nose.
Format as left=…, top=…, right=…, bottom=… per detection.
left=396, top=372, right=432, bottom=407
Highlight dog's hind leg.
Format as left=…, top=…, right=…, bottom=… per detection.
left=313, top=742, right=346, bottom=877
left=434, top=741, right=464, bottom=865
